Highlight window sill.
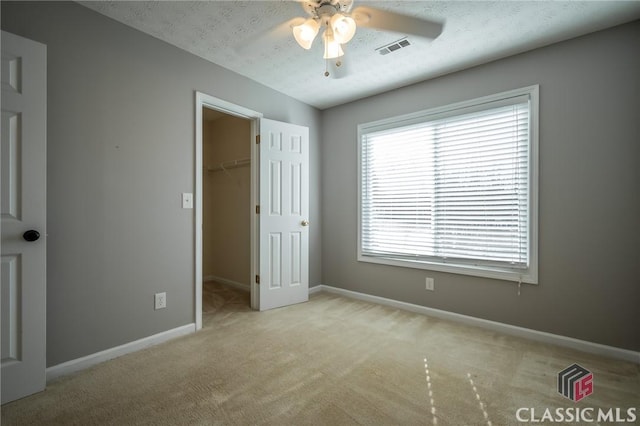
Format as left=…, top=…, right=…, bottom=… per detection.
left=358, top=254, right=538, bottom=284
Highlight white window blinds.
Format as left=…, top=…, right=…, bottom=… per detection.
left=359, top=89, right=537, bottom=282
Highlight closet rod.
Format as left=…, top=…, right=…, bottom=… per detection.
left=206, top=157, right=251, bottom=172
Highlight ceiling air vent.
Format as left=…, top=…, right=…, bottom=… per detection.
left=376, top=37, right=411, bottom=56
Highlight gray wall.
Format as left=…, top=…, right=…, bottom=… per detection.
left=2, top=1, right=322, bottom=366
left=321, top=21, right=640, bottom=351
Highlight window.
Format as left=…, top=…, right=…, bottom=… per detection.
left=358, top=86, right=538, bottom=283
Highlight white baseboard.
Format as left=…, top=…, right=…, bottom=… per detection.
left=204, top=275, right=250, bottom=292
left=46, top=323, right=196, bottom=382
left=314, top=284, right=639, bottom=364
left=308, top=285, right=323, bottom=295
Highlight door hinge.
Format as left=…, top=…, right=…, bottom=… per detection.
left=255, top=275, right=260, bottom=284
left=256, top=134, right=260, bottom=144
left=256, top=205, right=260, bottom=214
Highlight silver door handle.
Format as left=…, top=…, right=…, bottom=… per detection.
left=301, top=220, right=309, bottom=227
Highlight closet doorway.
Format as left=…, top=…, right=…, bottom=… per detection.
left=195, top=93, right=262, bottom=330
left=195, top=92, right=310, bottom=329
left=202, top=107, right=252, bottom=314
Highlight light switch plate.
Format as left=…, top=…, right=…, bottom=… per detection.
left=182, top=193, right=193, bottom=209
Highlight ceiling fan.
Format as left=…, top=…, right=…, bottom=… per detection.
left=238, top=0, right=443, bottom=78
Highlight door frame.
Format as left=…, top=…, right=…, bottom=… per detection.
left=194, top=92, right=263, bottom=330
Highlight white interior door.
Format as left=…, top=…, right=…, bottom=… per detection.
left=1, top=31, right=47, bottom=404
left=258, top=118, right=309, bottom=311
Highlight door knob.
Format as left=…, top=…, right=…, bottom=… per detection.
left=301, top=220, right=309, bottom=227
left=23, top=230, right=40, bottom=242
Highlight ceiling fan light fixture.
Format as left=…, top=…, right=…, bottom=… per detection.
left=323, top=28, right=344, bottom=59
left=330, top=13, right=356, bottom=44
left=293, top=18, right=320, bottom=50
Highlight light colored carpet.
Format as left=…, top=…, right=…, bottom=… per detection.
left=2, top=282, right=638, bottom=425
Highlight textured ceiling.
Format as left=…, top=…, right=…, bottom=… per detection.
left=79, top=1, right=640, bottom=110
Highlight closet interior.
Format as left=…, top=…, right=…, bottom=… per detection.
left=202, top=107, right=252, bottom=299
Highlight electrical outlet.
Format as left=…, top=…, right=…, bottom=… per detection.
left=425, top=277, right=435, bottom=291
left=154, top=292, right=167, bottom=310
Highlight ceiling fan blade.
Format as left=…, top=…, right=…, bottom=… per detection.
left=351, top=6, right=443, bottom=40
left=234, top=17, right=306, bottom=54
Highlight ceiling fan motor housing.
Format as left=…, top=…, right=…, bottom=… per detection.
left=302, top=0, right=353, bottom=18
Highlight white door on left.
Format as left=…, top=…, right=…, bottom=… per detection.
left=1, top=30, right=47, bottom=404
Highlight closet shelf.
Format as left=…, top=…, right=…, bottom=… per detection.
left=207, top=157, right=251, bottom=172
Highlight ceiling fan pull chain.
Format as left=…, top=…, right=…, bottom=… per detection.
left=323, top=19, right=330, bottom=77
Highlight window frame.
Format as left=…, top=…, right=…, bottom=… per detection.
left=357, top=85, right=539, bottom=284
